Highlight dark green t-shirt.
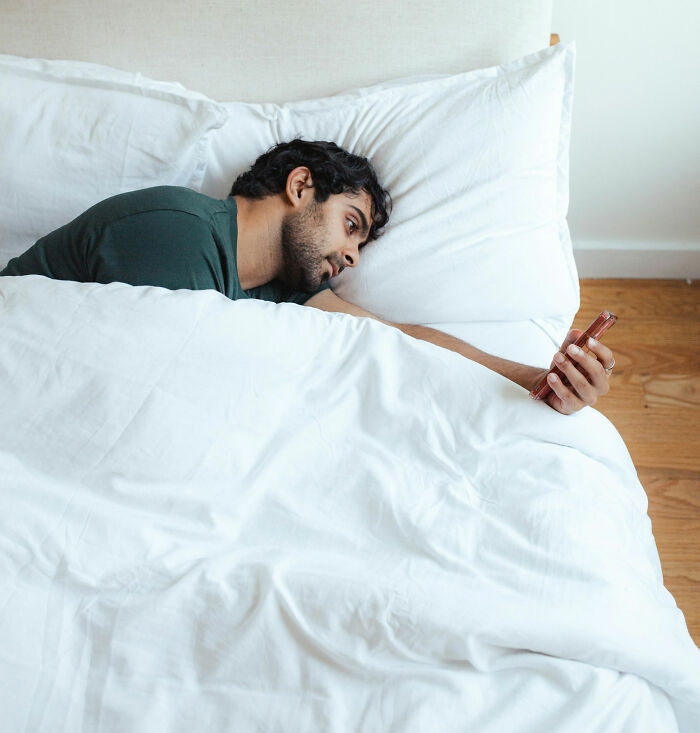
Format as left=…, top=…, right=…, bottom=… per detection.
left=0, top=186, right=332, bottom=305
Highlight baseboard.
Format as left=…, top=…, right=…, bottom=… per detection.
left=572, top=240, right=699, bottom=279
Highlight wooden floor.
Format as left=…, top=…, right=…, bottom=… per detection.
left=576, top=279, right=699, bottom=646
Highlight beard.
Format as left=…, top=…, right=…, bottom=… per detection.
left=280, top=199, right=330, bottom=293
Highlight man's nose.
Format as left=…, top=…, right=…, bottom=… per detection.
left=341, top=245, right=359, bottom=268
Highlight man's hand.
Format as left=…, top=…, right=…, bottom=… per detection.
left=535, top=329, right=615, bottom=415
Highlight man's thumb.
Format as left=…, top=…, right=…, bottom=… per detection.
left=561, top=328, right=584, bottom=350
left=550, top=328, right=585, bottom=369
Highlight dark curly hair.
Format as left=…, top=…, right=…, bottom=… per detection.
left=229, top=138, right=392, bottom=245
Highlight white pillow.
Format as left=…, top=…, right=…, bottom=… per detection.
left=0, top=55, right=228, bottom=270
left=201, top=42, right=579, bottom=327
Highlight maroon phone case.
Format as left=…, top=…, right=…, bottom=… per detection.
left=530, top=310, right=618, bottom=400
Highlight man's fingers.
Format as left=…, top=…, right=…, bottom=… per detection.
left=550, top=329, right=584, bottom=369
left=554, top=348, right=598, bottom=403
left=560, top=329, right=584, bottom=352
left=542, top=328, right=615, bottom=414
left=585, top=337, right=615, bottom=372
left=565, top=343, right=610, bottom=394
left=544, top=372, right=583, bottom=415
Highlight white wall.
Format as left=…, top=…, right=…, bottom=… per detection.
left=552, top=0, right=700, bottom=277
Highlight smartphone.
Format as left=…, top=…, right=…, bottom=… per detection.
left=530, top=310, right=618, bottom=400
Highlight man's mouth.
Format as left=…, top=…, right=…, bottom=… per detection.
left=328, top=259, right=338, bottom=277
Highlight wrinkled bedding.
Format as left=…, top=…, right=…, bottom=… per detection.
left=1, top=275, right=698, bottom=732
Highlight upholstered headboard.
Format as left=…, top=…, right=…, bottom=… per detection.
left=0, top=0, right=553, bottom=101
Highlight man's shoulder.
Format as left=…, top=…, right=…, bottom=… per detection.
left=129, top=185, right=220, bottom=206
left=81, top=186, right=231, bottom=225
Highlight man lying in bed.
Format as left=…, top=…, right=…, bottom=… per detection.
left=1, top=139, right=614, bottom=415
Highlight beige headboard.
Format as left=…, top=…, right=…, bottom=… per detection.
left=0, top=0, right=553, bottom=102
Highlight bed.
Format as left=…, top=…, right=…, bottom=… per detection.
left=1, top=1, right=699, bottom=731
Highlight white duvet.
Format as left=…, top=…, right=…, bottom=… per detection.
left=1, top=276, right=699, bottom=732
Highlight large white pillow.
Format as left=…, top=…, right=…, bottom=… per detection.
left=200, top=42, right=579, bottom=327
left=0, top=55, right=228, bottom=270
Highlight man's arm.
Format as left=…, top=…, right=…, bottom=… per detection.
left=303, top=290, right=614, bottom=415
left=304, top=290, right=540, bottom=389
left=303, top=289, right=394, bottom=324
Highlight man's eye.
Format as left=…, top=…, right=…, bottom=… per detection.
left=347, top=218, right=357, bottom=234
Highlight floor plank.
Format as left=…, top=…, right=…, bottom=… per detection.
left=576, top=279, right=700, bottom=645
left=644, top=375, right=700, bottom=407
left=578, top=280, right=699, bottom=319
left=606, top=345, right=699, bottom=374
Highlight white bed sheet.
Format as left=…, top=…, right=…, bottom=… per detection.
left=1, top=276, right=698, bottom=731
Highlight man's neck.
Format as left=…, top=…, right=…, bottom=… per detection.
left=233, top=194, right=285, bottom=290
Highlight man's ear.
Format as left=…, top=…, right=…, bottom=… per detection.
left=286, top=166, right=314, bottom=206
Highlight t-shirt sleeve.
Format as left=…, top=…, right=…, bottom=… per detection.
left=285, top=279, right=333, bottom=305
left=1, top=194, right=227, bottom=295
left=0, top=217, right=89, bottom=280
left=0, top=205, right=215, bottom=290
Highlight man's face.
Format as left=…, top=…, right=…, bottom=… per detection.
left=280, top=191, right=373, bottom=293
